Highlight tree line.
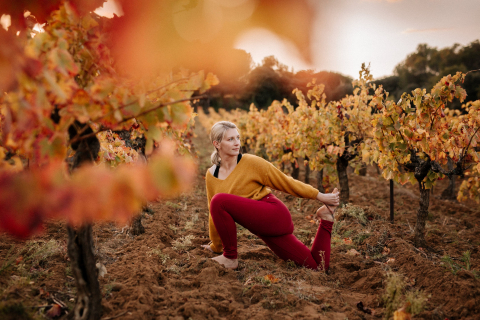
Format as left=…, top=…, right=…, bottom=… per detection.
left=201, top=40, right=480, bottom=112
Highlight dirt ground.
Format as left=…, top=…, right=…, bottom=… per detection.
left=0, top=123, right=479, bottom=320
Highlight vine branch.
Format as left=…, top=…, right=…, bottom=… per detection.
left=68, top=95, right=206, bottom=146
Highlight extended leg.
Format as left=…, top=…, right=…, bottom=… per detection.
left=259, top=234, right=319, bottom=269
left=310, top=219, right=333, bottom=270
left=259, top=218, right=333, bottom=270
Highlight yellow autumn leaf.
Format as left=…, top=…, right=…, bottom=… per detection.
left=264, top=274, right=280, bottom=283
left=362, top=150, right=370, bottom=163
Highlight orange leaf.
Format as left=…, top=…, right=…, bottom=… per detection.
left=393, top=307, right=411, bottom=320
left=264, top=274, right=280, bottom=283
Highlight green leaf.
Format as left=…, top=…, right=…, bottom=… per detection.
left=145, top=125, right=162, bottom=141
left=122, top=101, right=142, bottom=117
left=408, top=173, right=417, bottom=185
left=159, top=106, right=172, bottom=123
left=171, top=103, right=190, bottom=125
left=427, top=170, right=437, bottom=181
left=140, top=111, right=157, bottom=129
left=145, top=138, right=154, bottom=156
left=424, top=179, right=433, bottom=189
left=404, top=128, right=413, bottom=139
left=43, top=71, right=67, bottom=103
left=188, top=71, right=204, bottom=89
left=48, top=48, right=79, bottom=76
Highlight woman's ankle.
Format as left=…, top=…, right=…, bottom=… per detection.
left=316, top=205, right=335, bottom=222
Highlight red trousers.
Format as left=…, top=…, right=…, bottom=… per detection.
left=210, top=193, right=333, bottom=270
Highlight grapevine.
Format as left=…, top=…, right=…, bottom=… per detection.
left=370, top=71, right=479, bottom=247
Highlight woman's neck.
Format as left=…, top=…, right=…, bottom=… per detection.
left=219, top=153, right=237, bottom=170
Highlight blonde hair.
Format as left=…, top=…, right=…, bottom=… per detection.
left=210, top=121, right=238, bottom=166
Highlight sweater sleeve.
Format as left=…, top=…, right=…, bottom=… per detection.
left=205, top=174, right=223, bottom=253
left=263, top=159, right=319, bottom=199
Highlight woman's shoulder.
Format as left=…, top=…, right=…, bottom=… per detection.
left=207, top=165, right=216, bottom=177
left=242, top=153, right=269, bottom=165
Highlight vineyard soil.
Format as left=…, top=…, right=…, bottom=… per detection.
left=0, top=124, right=479, bottom=320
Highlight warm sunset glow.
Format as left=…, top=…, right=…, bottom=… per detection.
left=234, top=28, right=313, bottom=72
left=236, top=0, right=480, bottom=78
left=0, top=14, right=10, bottom=30
left=94, top=0, right=123, bottom=18
left=91, top=0, right=480, bottom=79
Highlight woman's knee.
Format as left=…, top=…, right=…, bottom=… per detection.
left=210, top=193, right=230, bottom=211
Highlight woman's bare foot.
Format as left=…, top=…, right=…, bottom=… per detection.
left=201, top=244, right=214, bottom=253
left=316, top=205, right=336, bottom=222
left=211, top=255, right=238, bottom=269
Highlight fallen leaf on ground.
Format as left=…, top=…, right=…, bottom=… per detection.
left=46, top=304, right=62, bottom=318
left=343, top=238, right=353, bottom=245
left=39, top=288, right=50, bottom=298
left=264, top=274, right=280, bottom=283
left=387, top=258, right=396, bottom=264
left=347, top=249, right=360, bottom=256
left=382, top=247, right=391, bottom=255
left=393, top=306, right=411, bottom=320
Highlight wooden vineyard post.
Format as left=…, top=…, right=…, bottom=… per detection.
left=390, top=179, right=394, bottom=223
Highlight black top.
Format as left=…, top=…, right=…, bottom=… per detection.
left=214, top=153, right=242, bottom=178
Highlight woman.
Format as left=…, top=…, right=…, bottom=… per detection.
left=202, top=121, right=339, bottom=270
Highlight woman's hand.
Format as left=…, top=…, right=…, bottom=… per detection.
left=316, top=188, right=340, bottom=206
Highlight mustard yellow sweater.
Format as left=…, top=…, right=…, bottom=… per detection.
left=205, top=154, right=319, bottom=252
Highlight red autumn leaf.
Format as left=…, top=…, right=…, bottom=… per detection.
left=46, top=304, right=62, bottom=318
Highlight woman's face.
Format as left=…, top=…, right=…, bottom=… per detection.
left=214, top=128, right=240, bottom=158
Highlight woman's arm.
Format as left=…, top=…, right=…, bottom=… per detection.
left=263, top=160, right=318, bottom=198
left=262, top=158, right=339, bottom=206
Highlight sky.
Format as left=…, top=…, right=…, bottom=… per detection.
left=235, top=0, right=480, bottom=79
left=4, top=0, right=479, bottom=80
